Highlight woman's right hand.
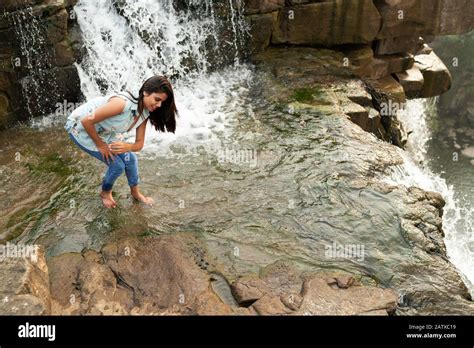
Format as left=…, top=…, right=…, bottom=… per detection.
left=97, top=142, right=116, bottom=164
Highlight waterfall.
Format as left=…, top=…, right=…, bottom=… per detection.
left=384, top=99, right=474, bottom=296
left=9, top=7, right=59, bottom=117
left=72, top=0, right=253, bottom=155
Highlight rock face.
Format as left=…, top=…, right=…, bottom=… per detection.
left=0, top=245, right=51, bottom=315
left=0, top=0, right=82, bottom=129
left=246, top=0, right=474, bottom=49
left=245, top=0, right=474, bottom=104
left=271, top=0, right=381, bottom=46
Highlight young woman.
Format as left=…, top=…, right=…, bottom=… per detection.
left=65, top=75, right=177, bottom=209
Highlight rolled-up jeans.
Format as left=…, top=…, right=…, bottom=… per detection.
left=68, top=132, right=139, bottom=191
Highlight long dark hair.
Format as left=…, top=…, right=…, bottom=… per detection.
left=127, top=75, right=178, bottom=133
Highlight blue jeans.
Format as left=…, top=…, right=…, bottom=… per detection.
left=68, top=132, right=139, bottom=191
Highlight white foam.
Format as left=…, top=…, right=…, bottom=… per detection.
left=384, top=99, right=474, bottom=295
left=73, top=0, right=253, bottom=157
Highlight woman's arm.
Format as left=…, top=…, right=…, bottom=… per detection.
left=110, top=118, right=147, bottom=154
left=81, top=97, right=126, bottom=163
left=131, top=119, right=147, bottom=152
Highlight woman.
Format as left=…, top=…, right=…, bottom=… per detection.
left=65, top=75, right=178, bottom=209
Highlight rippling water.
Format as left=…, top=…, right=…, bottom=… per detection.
left=1, top=0, right=472, bottom=314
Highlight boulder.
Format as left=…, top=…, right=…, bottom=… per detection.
left=374, top=36, right=422, bottom=55
left=395, top=65, right=425, bottom=98
left=346, top=47, right=414, bottom=80
left=231, top=261, right=398, bottom=315
left=298, top=276, right=398, bottom=315
left=0, top=244, right=51, bottom=315
left=414, top=51, right=452, bottom=98
left=48, top=234, right=250, bottom=315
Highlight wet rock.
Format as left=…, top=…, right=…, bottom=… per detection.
left=395, top=66, right=425, bottom=98
left=231, top=262, right=398, bottom=315
left=48, top=234, right=249, bottom=315
left=298, top=276, right=397, bottom=315
left=0, top=245, right=51, bottom=315
left=245, top=12, right=275, bottom=55
left=0, top=0, right=43, bottom=12
left=0, top=0, right=82, bottom=125
left=414, top=51, right=452, bottom=98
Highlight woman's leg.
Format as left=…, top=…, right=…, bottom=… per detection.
left=121, top=151, right=139, bottom=187
left=121, top=151, right=153, bottom=205
left=68, top=133, right=122, bottom=208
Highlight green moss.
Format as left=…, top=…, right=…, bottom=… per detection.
left=292, top=87, right=318, bottom=103
left=25, top=153, right=74, bottom=176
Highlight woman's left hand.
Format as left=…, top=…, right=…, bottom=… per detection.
left=109, top=141, right=131, bottom=154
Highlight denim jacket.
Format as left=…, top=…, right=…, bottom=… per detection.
left=64, top=92, right=149, bottom=151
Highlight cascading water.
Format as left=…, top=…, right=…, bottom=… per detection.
left=72, top=0, right=253, bottom=156
left=384, top=99, right=474, bottom=296
left=8, top=6, right=59, bottom=117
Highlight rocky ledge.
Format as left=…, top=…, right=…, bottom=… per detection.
left=245, top=0, right=473, bottom=103
left=1, top=234, right=400, bottom=315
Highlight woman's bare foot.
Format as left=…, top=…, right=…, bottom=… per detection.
left=100, top=190, right=117, bottom=209
left=130, top=186, right=154, bottom=206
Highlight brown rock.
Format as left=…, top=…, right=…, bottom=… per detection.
left=44, top=8, right=69, bottom=45
left=272, top=0, right=381, bottom=46
left=252, top=295, right=294, bottom=315
left=375, top=0, right=474, bottom=38
left=231, top=261, right=398, bottom=316
left=374, top=36, right=421, bottom=55
left=414, top=51, right=452, bottom=97
left=231, top=276, right=269, bottom=305
left=348, top=48, right=414, bottom=80
left=395, top=65, right=425, bottom=98
left=364, top=75, right=406, bottom=103
left=0, top=245, right=51, bottom=315
left=48, top=234, right=247, bottom=315
left=244, top=0, right=284, bottom=15
left=54, top=38, right=75, bottom=67
left=0, top=92, right=9, bottom=119
left=297, top=276, right=398, bottom=315
left=246, top=12, right=276, bottom=55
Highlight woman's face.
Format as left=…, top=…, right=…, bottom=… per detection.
left=143, top=91, right=168, bottom=112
